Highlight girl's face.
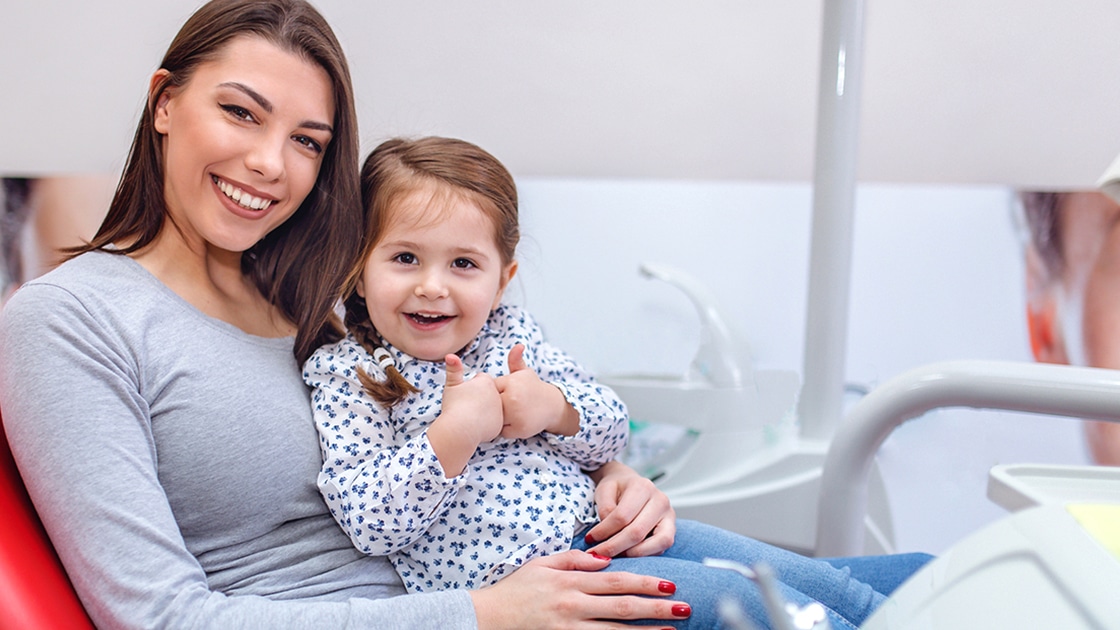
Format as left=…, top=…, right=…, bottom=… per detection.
left=152, top=36, right=335, bottom=256
left=358, top=186, right=517, bottom=362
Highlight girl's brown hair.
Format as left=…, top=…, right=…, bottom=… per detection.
left=348, top=136, right=520, bottom=407
left=72, top=0, right=361, bottom=362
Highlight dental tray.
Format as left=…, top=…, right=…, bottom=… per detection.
left=987, top=464, right=1120, bottom=512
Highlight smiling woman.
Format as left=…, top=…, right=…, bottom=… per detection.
left=0, top=1, right=698, bottom=628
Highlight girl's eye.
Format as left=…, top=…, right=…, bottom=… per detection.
left=220, top=103, right=254, bottom=122
left=452, top=258, right=477, bottom=270
left=394, top=253, right=417, bottom=265
left=293, top=134, right=324, bottom=155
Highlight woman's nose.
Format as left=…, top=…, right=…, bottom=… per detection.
left=244, top=134, right=286, bottom=181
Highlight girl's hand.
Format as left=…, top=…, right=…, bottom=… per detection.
left=494, top=344, right=580, bottom=439
left=428, top=354, right=504, bottom=476
left=585, top=461, right=676, bottom=558
left=469, top=550, right=689, bottom=630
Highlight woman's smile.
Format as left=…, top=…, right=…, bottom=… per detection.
left=212, top=174, right=276, bottom=212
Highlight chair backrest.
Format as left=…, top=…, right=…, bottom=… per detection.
left=0, top=409, right=94, bottom=629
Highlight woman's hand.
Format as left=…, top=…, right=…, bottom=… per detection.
left=469, top=550, right=689, bottom=630
left=585, top=461, right=676, bottom=558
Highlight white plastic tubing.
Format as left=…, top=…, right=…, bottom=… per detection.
left=798, top=0, right=867, bottom=441
left=815, top=360, right=1120, bottom=556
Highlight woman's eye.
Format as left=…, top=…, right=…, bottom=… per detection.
left=220, top=104, right=254, bottom=122
left=293, top=134, right=323, bottom=155
left=452, top=258, right=477, bottom=270
left=394, top=253, right=417, bottom=265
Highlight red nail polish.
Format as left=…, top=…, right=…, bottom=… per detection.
left=589, top=551, right=611, bottom=561
left=584, top=532, right=596, bottom=545
left=671, top=603, right=691, bottom=618
left=658, top=580, right=676, bottom=594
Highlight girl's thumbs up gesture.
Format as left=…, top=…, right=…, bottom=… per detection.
left=428, top=353, right=504, bottom=476
left=494, top=344, right=580, bottom=439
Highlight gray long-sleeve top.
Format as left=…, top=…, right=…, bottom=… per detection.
left=0, top=251, right=477, bottom=629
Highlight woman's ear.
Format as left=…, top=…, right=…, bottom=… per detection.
left=150, top=69, right=174, bottom=135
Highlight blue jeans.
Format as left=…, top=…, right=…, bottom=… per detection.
left=572, top=519, right=933, bottom=630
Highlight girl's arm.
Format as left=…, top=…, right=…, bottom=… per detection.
left=494, top=306, right=629, bottom=469
left=305, top=340, right=465, bottom=556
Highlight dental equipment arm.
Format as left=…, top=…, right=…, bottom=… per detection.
left=638, top=262, right=749, bottom=388
left=815, top=360, right=1120, bottom=557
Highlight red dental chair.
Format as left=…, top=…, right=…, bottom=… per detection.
left=0, top=409, right=94, bottom=629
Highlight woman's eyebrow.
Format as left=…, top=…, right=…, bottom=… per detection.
left=221, top=81, right=273, bottom=112
left=219, top=81, right=334, bottom=133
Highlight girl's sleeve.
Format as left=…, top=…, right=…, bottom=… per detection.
left=304, top=343, right=464, bottom=556
left=0, top=284, right=476, bottom=630
left=510, top=307, right=629, bottom=470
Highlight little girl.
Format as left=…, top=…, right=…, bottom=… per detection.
left=305, top=136, right=931, bottom=628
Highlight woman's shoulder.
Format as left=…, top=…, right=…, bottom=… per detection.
left=1, top=252, right=142, bottom=324
left=9, top=251, right=145, bottom=303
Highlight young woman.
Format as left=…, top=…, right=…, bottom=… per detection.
left=0, top=1, right=690, bottom=628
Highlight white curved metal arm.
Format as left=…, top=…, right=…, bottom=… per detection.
left=815, top=360, right=1120, bottom=556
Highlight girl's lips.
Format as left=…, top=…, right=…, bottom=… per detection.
left=405, top=312, right=453, bottom=330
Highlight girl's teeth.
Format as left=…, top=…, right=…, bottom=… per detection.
left=214, top=176, right=272, bottom=210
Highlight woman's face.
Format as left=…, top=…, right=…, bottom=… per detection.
left=152, top=36, right=335, bottom=255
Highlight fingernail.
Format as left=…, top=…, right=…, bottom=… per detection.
left=671, top=604, right=691, bottom=618
left=584, top=532, right=596, bottom=545
left=589, top=551, right=611, bottom=561
left=658, top=580, right=676, bottom=594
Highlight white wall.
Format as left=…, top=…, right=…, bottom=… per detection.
left=3, top=1, right=1120, bottom=186
left=512, top=178, right=1090, bottom=554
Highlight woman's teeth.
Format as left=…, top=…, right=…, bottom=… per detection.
left=213, top=176, right=273, bottom=210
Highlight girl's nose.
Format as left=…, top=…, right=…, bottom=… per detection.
left=415, top=271, right=449, bottom=299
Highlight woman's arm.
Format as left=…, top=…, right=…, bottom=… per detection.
left=584, top=460, right=677, bottom=558
left=470, top=550, right=688, bottom=630
left=0, top=278, right=477, bottom=629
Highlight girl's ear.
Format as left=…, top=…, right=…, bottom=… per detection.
left=150, top=69, right=174, bottom=135
left=355, top=270, right=366, bottom=299
left=491, top=260, right=518, bottom=310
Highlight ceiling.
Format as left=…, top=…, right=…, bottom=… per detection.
left=3, top=1, right=1118, bottom=187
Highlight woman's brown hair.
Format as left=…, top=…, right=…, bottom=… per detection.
left=72, top=0, right=361, bottom=362
left=348, top=136, right=520, bottom=407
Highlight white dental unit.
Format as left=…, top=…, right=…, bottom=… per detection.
left=601, top=0, right=1120, bottom=627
